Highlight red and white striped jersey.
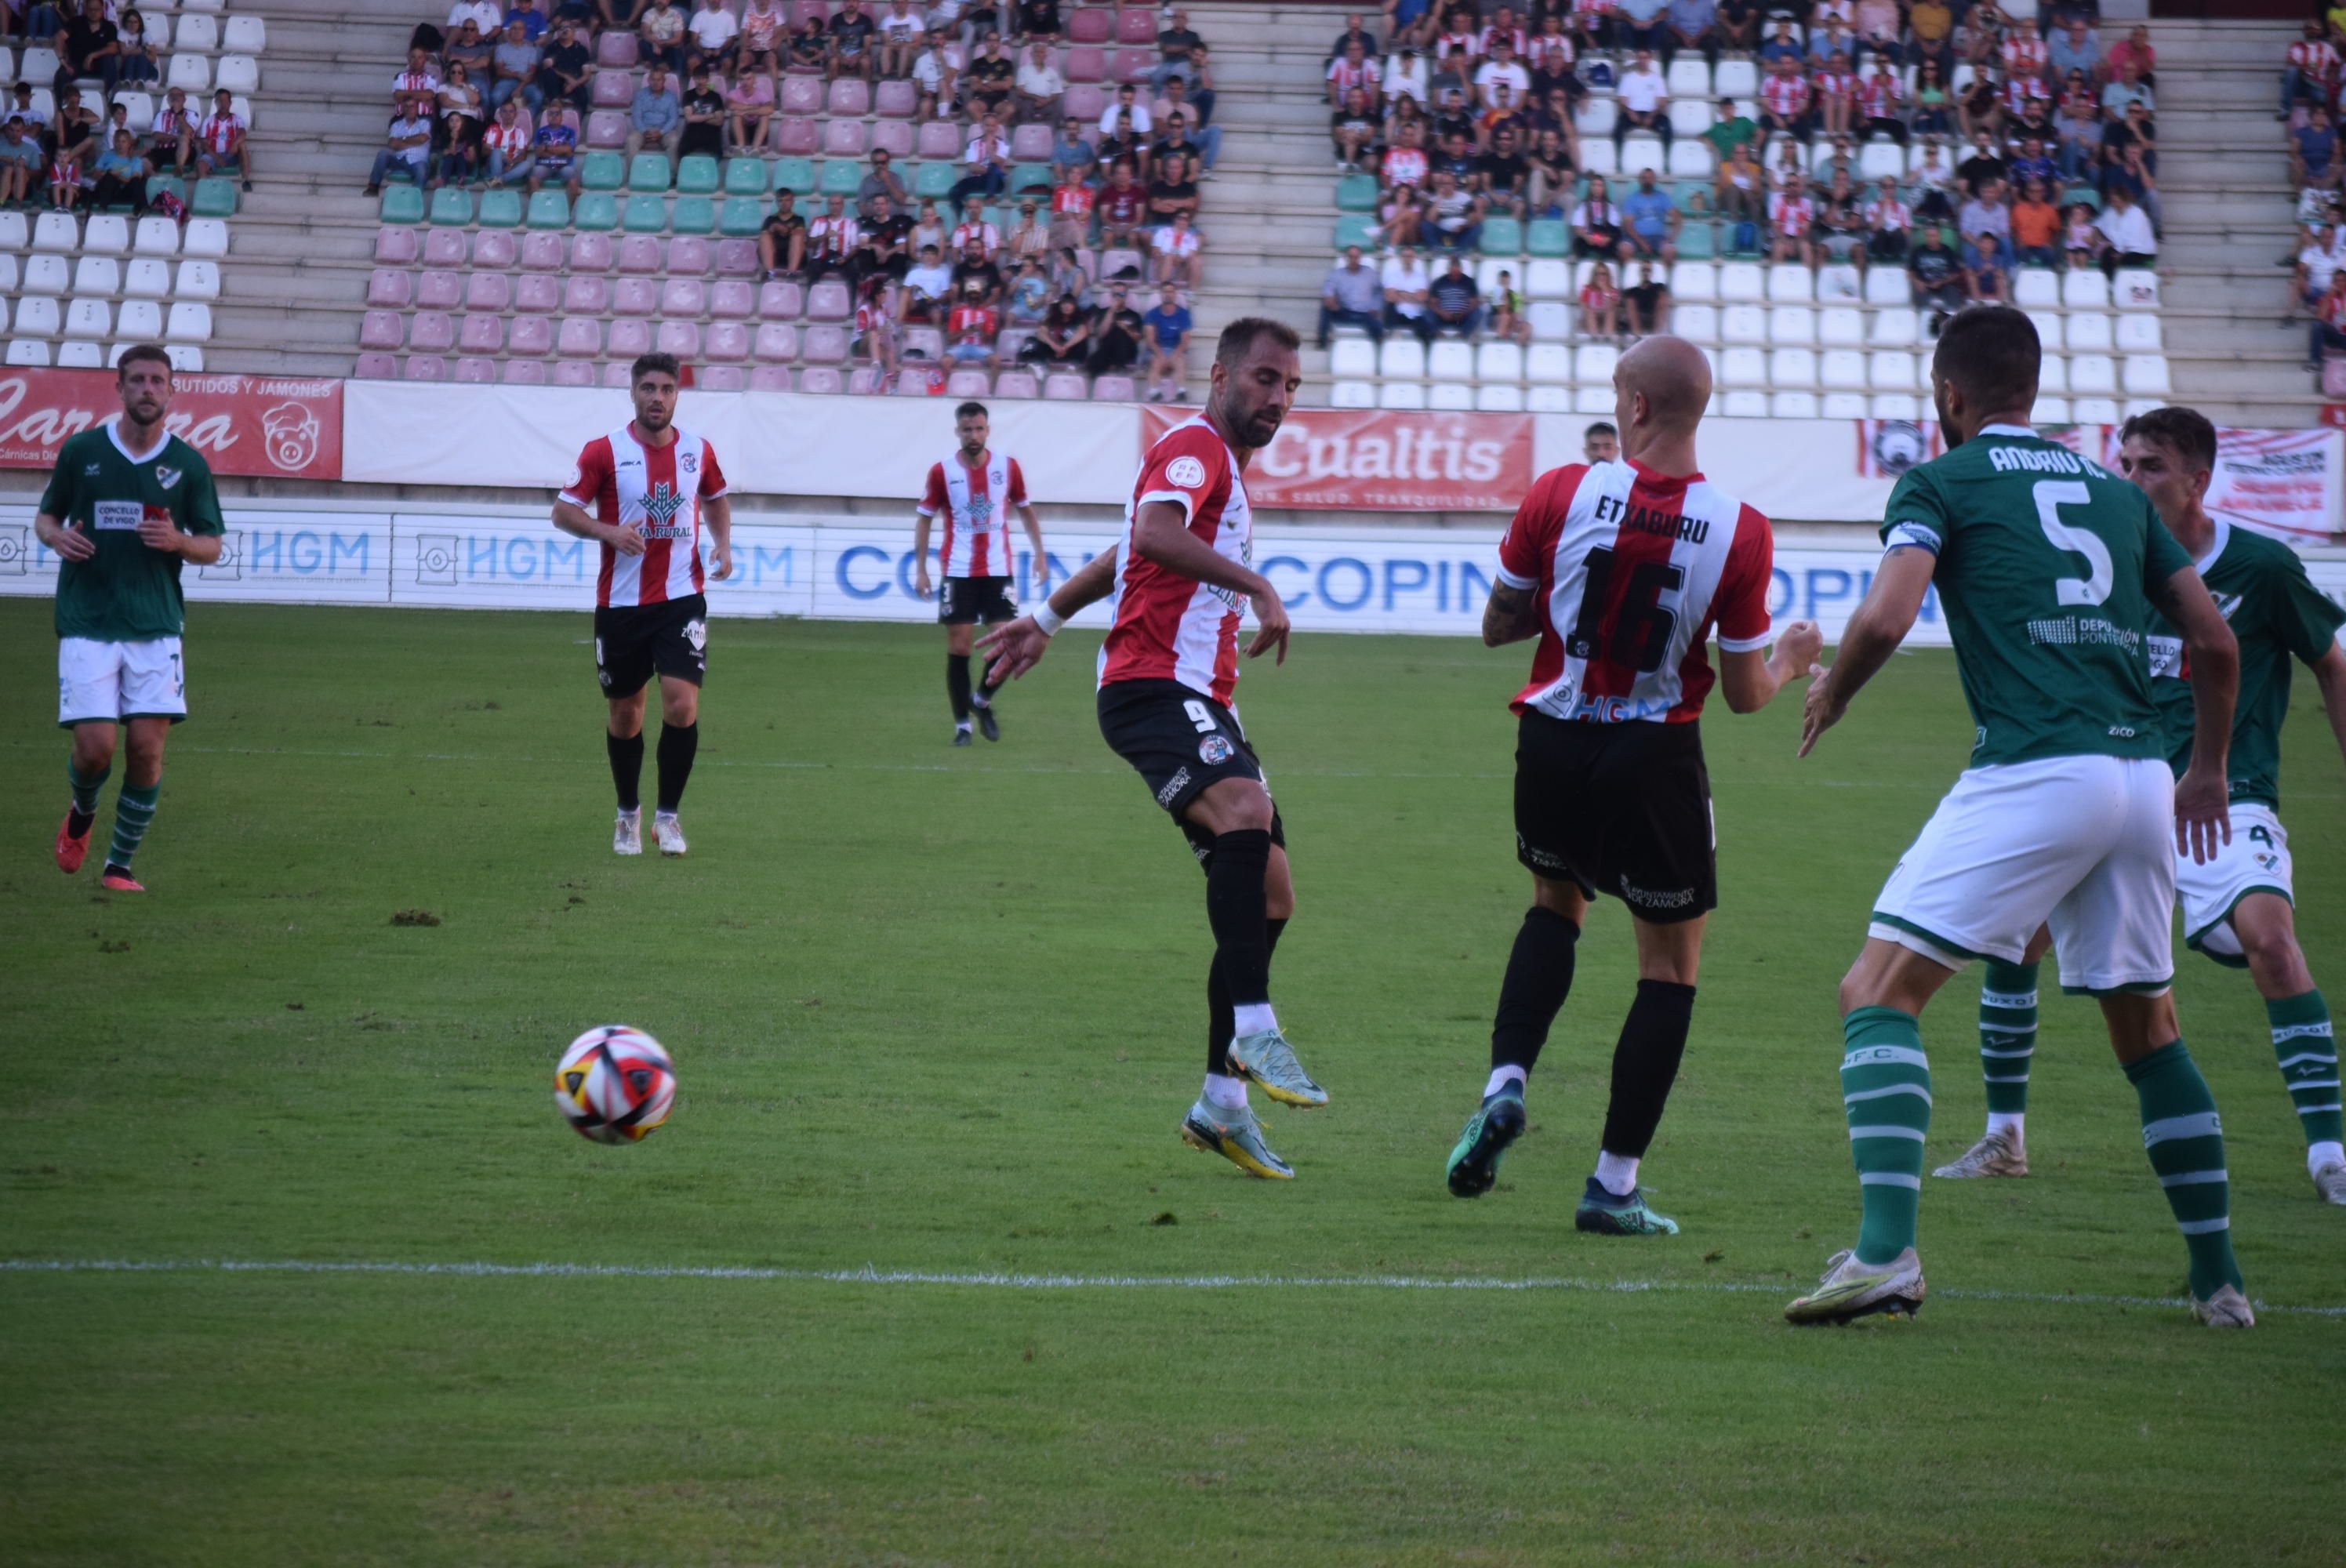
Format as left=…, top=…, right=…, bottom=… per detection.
left=561, top=423, right=730, bottom=608
left=2290, top=38, right=2340, bottom=86
left=1099, top=415, right=1252, bottom=706
left=917, top=448, right=1028, bottom=579
left=1495, top=459, right=1774, bottom=724
left=1759, top=71, right=1809, bottom=118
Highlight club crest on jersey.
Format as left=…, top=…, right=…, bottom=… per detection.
left=1165, top=455, right=1208, bottom=489
left=641, top=481, right=690, bottom=538
left=679, top=449, right=698, bottom=475
left=154, top=465, right=180, bottom=491
left=1199, top=735, right=1233, bottom=764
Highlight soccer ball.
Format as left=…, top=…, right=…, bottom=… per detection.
left=553, top=1025, right=677, bottom=1144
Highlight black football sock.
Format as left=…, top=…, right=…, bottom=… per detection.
left=1207, top=915, right=1288, bottom=1074
left=1491, top=905, right=1580, bottom=1075
left=654, top=721, right=699, bottom=814
left=606, top=729, right=645, bottom=812
left=1598, top=978, right=1698, bottom=1160
left=946, top=652, right=973, bottom=722
left=1203, top=827, right=1273, bottom=1007
left=974, top=667, right=1000, bottom=706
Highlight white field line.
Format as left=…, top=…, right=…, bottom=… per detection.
left=3, top=1257, right=2341, bottom=1316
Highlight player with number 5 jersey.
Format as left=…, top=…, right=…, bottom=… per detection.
left=1447, top=336, right=1822, bottom=1236
left=1789, top=307, right=2253, bottom=1328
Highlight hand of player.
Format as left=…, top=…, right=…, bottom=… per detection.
left=1796, top=665, right=1843, bottom=758
left=1246, top=585, right=1291, bottom=665
left=914, top=563, right=933, bottom=599
left=708, top=540, right=733, bottom=581
left=605, top=523, right=646, bottom=557
left=976, top=614, right=1051, bottom=684
left=42, top=520, right=96, bottom=561
left=1772, top=619, right=1824, bottom=681
left=134, top=514, right=182, bottom=554
left=2173, top=763, right=2232, bottom=866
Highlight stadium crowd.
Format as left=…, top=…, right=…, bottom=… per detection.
left=2283, top=18, right=2346, bottom=383
left=1320, top=0, right=2167, bottom=349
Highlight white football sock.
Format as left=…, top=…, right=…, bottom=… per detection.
left=1232, top=1001, right=1277, bottom=1038
left=1986, top=1111, right=2025, bottom=1142
left=1485, top=1065, right=1527, bottom=1098
left=1203, top=1072, right=1248, bottom=1110
left=1594, top=1150, right=1640, bottom=1197
left=2309, top=1140, right=2344, bottom=1176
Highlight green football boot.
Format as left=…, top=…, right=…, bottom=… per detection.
left=1179, top=1097, right=1295, bottom=1180
left=1784, top=1247, right=1927, bottom=1325
left=1447, top=1088, right=1526, bottom=1197
left=1574, top=1178, right=1681, bottom=1236
left=1228, top=1028, right=1328, bottom=1108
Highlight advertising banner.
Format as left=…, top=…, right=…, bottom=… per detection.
left=0, top=368, right=342, bottom=478
left=1144, top=405, right=1536, bottom=511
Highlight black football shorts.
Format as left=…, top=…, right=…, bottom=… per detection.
left=939, top=575, right=1019, bottom=626
left=1097, top=677, right=1286, bottom=871
left=1513, top=710, right=1715, bottom=923
left=593, top=593, right=707, bottom=699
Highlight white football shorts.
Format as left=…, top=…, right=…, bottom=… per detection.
left=1869, top=753, right=2177, bottom=997
left=2177, top=802, right=2293, bottom=967
left=58, top=635, right=187, bottom=728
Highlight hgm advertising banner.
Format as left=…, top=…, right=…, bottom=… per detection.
left=1141, top=405, right=1537, bottom=511
left=0, top=368, right=342, bottom=479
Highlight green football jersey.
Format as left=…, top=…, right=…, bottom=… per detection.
left=40, top=422, right=225, bottom=643
left=2147, top=517, right=2346, bottom=809
left=1880, top=425, right=2192, bottom=768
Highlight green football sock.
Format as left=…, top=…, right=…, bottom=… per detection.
left=1840, top=1005, right=1932, bottom=1266
left=68, top=758, right=109, bottom=818
left=2267, top=990, right=2342, bottom=1152
left=1979, top=958, right=2039, bottom=1120
left=107, top=780, right=159, bottom=872
left=2124, top=1040, right=2243, bottom=1300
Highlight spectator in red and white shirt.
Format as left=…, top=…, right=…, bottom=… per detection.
left=484, top=95, right=537, bottom=185
left=1858, top=60, right=1905, bottom=142
left=1759, top=57, right=1811, bottom=140
left=2286, top=21, right=2341, bottom=117
left=950, top=194, right=1000, bottom=258
left=1048, top=173, right=1094, bottom=248
left=1433, top=15, right=1480, bottom=64
left=1479, top=6, right=1528, bottom=59
left=1327, top=38, right=1381, bottom=108
left=393, top=47, right=441, bottom=118
left=1151, top=208, right=1204, bottom=287
left=1863, top=176, right=1910, bottom=260
left=1768, top=174, right=1815, bottom=265
left=1812, top=51, right=1858, bottom=137
left=1382, top=117, right=1430, bottom=189
left=2000, top=16, right=2049, bottom=81
left=195, top=89, right=249, bottom=191
left=806, top=193, right=862, bottom=278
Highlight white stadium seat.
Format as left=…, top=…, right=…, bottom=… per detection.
left=1821, top=392, right=1868, bottom=418
left=2012, top=268, right=2060, bottom=308
left=32, top=211, right=78, bottom=252
left=1524, top=258, right=1571, bottom=298
left=182, top=220, right=230, bottom=258
left=1473, top=257, right=1513, bottom=298
left=1818, top=307, right=1865, bottom=347
left=222, top=13, right=268, bottom=51
left=2036, top=355, right=2068, bottom=395
left=2112, top=269, right=2159, bottom=310
left=1858, top=141, right=1904, bottom=183
left=1665, top=58, right=1711, bottom=96
left=1328, top=379, right=1375, bottom=408
left=13, top=296, right=61, bottom=336
left=6, top=339, right=53, bottom=365
left=1526, top=344, right=1572, bottom=383
left=2068, top=354, right=2117, bottom=395
left=1720, top=346, right=1767, bottom=387
left=1868, top=350, right=1916, bottom=391
left=82, top=214, right=130, bottom=255
left=1378, top=339, right=1425, bottom=379
left=72, top=256, right=120, bottom=296
left=2115, top=314, right=2162, bottom=354
left=118, top=90, right=155, bottom=133
left=1579, top=140, right=1618, bottom=176
left=1666, top=140, right=1712, bottom=178
left=1863, top=267, right=1908, bottom=307
left=1378, top=380, right=1427, bottom=409
left=1768, top=306, right=1815, bottom=347
left=2122, top=397, right=2163, bottom=421
left=1671, top=303, right=1718, bottom=343
left=2066, top=312, right=2113, bottom=354
left=56, top=340, right=104, bottom=368
left=1815, top=264, right=1861, bottom=303
left=2026, top=307, right=2064, bottom=351
left=1428, top=381, right=1474, bottom=410
left=2061, top=271, right=2110, bottom=310
left=2123, top=354, right=2172, bottom=397
left=1575, top=98, right=1618, bottom=139
left=1476, top=342, right=1523, bottom=382
left=165, top=301, right=213, bottom=342
left=1769, top=348, right=1818, bottom=389
left=0, top=211, right=27, bottom=251
left=1721, top=390, right=1768, bottom=417
left=215, top=55, right=260, bottom=95
left=1666, top=100, right=1712, bottom=140
left=1713, top=59, right=1757, bottom=99
left=1619, top=135, right=1665, bottom=173
left=1527, top=385, right=1574, bottom=412
left=22, top=254, right=71, bottom=294
left=1868, top=394, right=1920, bottom=420
left=2072, top=397, right=2121, bottom=425
left=2032, top=396, right=2072, bottom=424
left=1428, top=340, right=1474, bottom=381
left=1669, top=260, right=1717, bottom=303
left=1525, top=300, right=1570, bottom=339
left=1573, top=384, right=1614, bottom=414
left=1328, top=339, right=1376, bottom=379
left=1770, top=390, right=1818, bottom=419
left=118, top=299, right=165, bottom=339
left=1476, top=383, right=1525, bottom=412
left=133, top=216, right=180, bottom=256
left=1765, top=265, right=1812, bottom=304
left=1820, top=349, right=1868, bottom=390
left=1575, top=344, right=1621, bottom=386
left=174, top=12, right=219, bottom=48
left=165, top=53, right=211, bottom=93
left=0, top=255, right=14, bottom=292
left=1862, top=310, right=1913, bottom=354
left=1721, top=304, right=1767, bottom=345
left=20, top=45, right=60, bottom=79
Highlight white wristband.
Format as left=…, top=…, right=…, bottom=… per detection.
left=1032, top=602, right=1067, bottom=637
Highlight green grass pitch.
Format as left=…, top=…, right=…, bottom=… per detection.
left=3, top=599, right=2341, bottom=1566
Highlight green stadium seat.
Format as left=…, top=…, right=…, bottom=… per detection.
left=378, top=184, right=426, bottom=224
left=1335, top=172, right=1377, bottom=212
left=622, top=193, right=668, bottom=231
left=1525, top=218, right=1570, bottom=256
left=526, top=189, right=571, bottom=228
left=1478, top=216, right=1522, bottom=253
left=772, top=156, right=817, bottom=194
left=719, top=195, right=766, bottom=234
left=476, top=187, right=523, bottom=228
left=2059, top=183, right=2100, bottom=211
left=911, top=161, right=956, bottom=198
left=427, top=186, right=473, bottom=225
left=1672, top=181, right=1711, bottom=214
left=981, top=203, right=1009, bottom=232
left=670, top=194, right=715, bottom=234
left=628, top=152, right=672, bottom=191
left=144, top=172, right=184, bottom=205
left=571, top=191, right=619, bottom=230
left=721, top=157, right=768, bottom=195
left=1332, top=213, right=1377, bottom=250
left=1008, top=161, right=1051, bottom=194
left=676, top=154, right=720, bottom=193
left=819, top=159, right=862, bottom=195
left=190, top=178, right=239, bottom=217
left=1676, top=220, right=1715, bottom=260
left=579, top=151, right=625, bottom=191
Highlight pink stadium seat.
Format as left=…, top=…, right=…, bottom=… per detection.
left=596, top=31, right=638, bottom=67
left=712, top=280, right=755, bottom=318
left=869, top=120, right=913, bottom=158
left=1110, top=47, right=1153, bottom=82
left=557, top=318, right=604, bottom=358
left=946, top=369, right=992, bottom=397
left=757, top=280, right=803, bottom=318
left=805, top=280, right=851, bottom=320
left=608, top=318, right=653, bottom=358
left=407, top=311, right=456, bottom=353
left=790, top=2, right=830, bottom=30
left=823, top=119, right=866, bottom=157
left=1064, top=46, right=1106, bottom=82
left=1064, top=83, right=1106, bottom=120
left=1010, top=123, right=1053, bottom=160
left=892, top=368, right=931, bottom=396
left=846, top=366, right=884, bottom=395
left=601, top=361, right=635, bottom=387
left=374, top=227, right=419, bottom=264
left=359, top=310, right=404, bottom=350
left=772, top=117, right=819, bottom=155
left=417, top=270, right=463, bottom=309
left=753, top=322, right=798, bottom=361
left=509, top=315, right=554, bottom=354
left=1097, top=247, right=1142, bottom=281
left=355, top=352, right=400, bottom=378
left=801, top=324, right=848, bottom=362
left=993, top=369, right=1038, bottom=398
left=996, top=328, right=1031, bottom=362
left=521, top=231, right=565, bottom=270
left=699, top=365, right=746, bottom=390
left=826, top=78, right=870, bottom=116
left=714, top=238, right=759, bottom=277
left=471, top=231, right=518, bottom=269
left=1091, top=374, right=1135, bottom=401
left=458, top=314, right=505, bottom=353
left=592, top=70, right=634, bottom=108
left=404, top=354, right=449, bottom=381
left=1115, top=7, right=1155, bottom=42
left=422, top=229, right=467, bottom=267
left=779, top=76, right=823, bottom=114
left=902, top=325, right=943, bottom=360
left=586, top=111, right=629, bottom=147
left=569, top=232, right=614, bottom=271
left=1071, top=246, right=1098, bottom=278
left=515, top=274, right=561, bottom=314
left=503, top=359, right=547, bottom=384
left=613, top=277, right=659, bottom=315
left=873, top=79, right=917, bottom=118
left=464, top=273, right=512, bottom=311
left=657, top=320, right=701, bottom=358
left=660, top=277, right=707, bottom=316
left=616, top=234, right=663, bottom=274
left=748, top=365, right=793, bottom=391
left=667, top=235, right=710, bottom=274
left=455, top=357, right=497, bottom=384
left=796, top=366, right=842, bottom=394
left=1068, top=9, right=1111, bottom=43
left=561, top=274, right=611, bottom=314
left=706, top=322, right=750, bottom=361
left=554, top=360, right=597, bottom=386
left=916, top=120, right=961, bottom=158
left=366, top=269, right=412, bottom=307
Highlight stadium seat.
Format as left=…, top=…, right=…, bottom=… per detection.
left=1525, top=301, right=1570, bottom=340
left=1868, top=350, right=1915, bottom=391
left=1332, top=215, right=1377, bottom=251
left=572, top=192, right=619, bottom=230
left=165, top=52, right=210, bottom=93
left=721, top=158, right=770, bottom=198
left=1716, top=262, right=1763, bottom=303
left=656, top=320, right=700, bottom=359
left=64, top=298, right=111, bottom=339
left=457, top=314, right=504, bottom=354
left=1714, top=58, right=1757, bottom=98
left=1769, top=348, right=1818, bottom=390
left=78, top=213, right=129, bottom=256
left=2067, top=313, right=2112, bottom=354
left=877, top=79, right=919, bottom=118
left=551, top=360, right=597, bottom=386
left=1428, top=341, right=1474, bottom=381
left=2032, top=395, right=2072, bottom=424
left=1817, top=307, right=1864, bottom=347
left=5, top=336, right=53, bottom=365
left=419, top=227, right=465, bottom=267
left=379, top=185, right=427, bottom=225
left=1866, top=308, right=1918, bottom=349
left=709, top=279, right=756, bottom=320
left=1719, top=345, right=1766, bottom=387
left=1769, top=390, right=1818, bottom=419
left=561, top=274, right=611, bottom=315
left=1476, top=343, right=1524, bottom=383
left=1425, top=382, right=1472, bottom=411
left=2114, top=314, right=2161, bottom=354
left=358, top=310, right=404, bottom=351
left=2061, top=271, right=2110, bottom=310
left=1526, top=385, right=1572, bottom=412
left=667, top=197, right=713, bottom=235
left=616, top=194, right=661, bottom=231
left=1721, top=304, right=1766, bottom=346
left=501, top=359, right=547, bottom=385
left=1327, top=379, right=1376, bottom=408
left=614, top=277, right=659, bottom=316
left=366, top=268, right=412, bottom=309
left=556, top=316, right=604, bottom=358
left=1335, top=172, right=1378, bottom=212
left=916, top=120, right=961, bottom=159
left=124, top=257, right=172, bottom=299
left=802, top=325, right=849, bottom=362
left=2112, top=269, right=2159, bottom=311
left=1665, top=140, right=1712, bottom=180
left=1671, top=303, right=1718, bottom=343
left=699, top=321, right=746, bottom=363
left=1378, top=339, right=1425, bottom=379
left=1523, top=258, right=1571, bottom=298
left=22, top=253, right=68, bottom=296
left=463, top=272, right=512, bottom=313
left=1820, top=349, right=1868, bottom=390
left=1821, top=392, right=1868, bottom=419
left=567, top=232, right=613, bottom=272
left=697, top=365, right=745, bottom=391
left=1861, top=267, right=1908, bottom=307
left=1765, top=265, right=1812, bottom=305
left=510, top=234, right=562, bottom=277
left=2070, top=397, right=2119, bottom=425
left=1576, top=343, right=1621, bottom=386
left=1815, top=265, right=1861, bottom=303
left=2007, top=268, right=2058, bottom=309
left=1329, top=339, right=1377, bottom=379
left=1068, top=9, right=1112, bottom=43
left=514, top=274, right=561, bottom=315
left=1574, top=97, right=1617, bottom=139
left=759, top=280, right=804, bottom=318
left=870, top=121, right=914, bottom=160
left=670, top=154, right=720, bottom=196
left=1716, top=389, right=1763, bottom=417
left=714, top=238, right=759, bottom=275
left=189, top=179, right=238, bottom=218
left=355, top=353, right=400, bottom=379
left=415, top=269, right=460, bottom=310
left=32, top=210, right=78, bottom=252
left=1480, top=216, right=1523, bottom=254
left=2122, top=355, right=2171, bottom=397
left=2036, top=356, right=2068, bottom=395
left=806, top=281, right=852, bottom=321
left=71, top=256, right=119, bottom=296
left=1378, top=380, right=1428, bottom=409
left=2025, top=307, right=2064, bottom=351
left=1526, top=344, right=1571, bottom=383
left=1472, top=383, right=1523, bottom=412
left=1868, top=394, right=1920, bottom=420
left=1768, top=306, right=1815, bottom=347
left=600, top=318, right=648, bottom=359
left=55, top=336, right=101, bottom=368
left=1665, top=260, right=1716, bottom=303
left=659, top=277, right=707, bottom=318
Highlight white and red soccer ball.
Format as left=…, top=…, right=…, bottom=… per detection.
left=553, top=1025, right=677, bottom=1143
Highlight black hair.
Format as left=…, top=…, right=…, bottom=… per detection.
left=1585, top=421, right=1617, bottom=437
left=1213, top=316, right=1301, bottom=371
left=1931, top=303, right=2039, bottom=412
left=953, top=400, right=988, bottom=421
left=116, top=343, right=172, bottom=377
left=630, top=351, right=683, bottom=386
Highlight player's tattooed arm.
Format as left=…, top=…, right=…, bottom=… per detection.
left=1481, top=582, right=1539, bottom=647
left=2148, top=563, right=2239, bottom=864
